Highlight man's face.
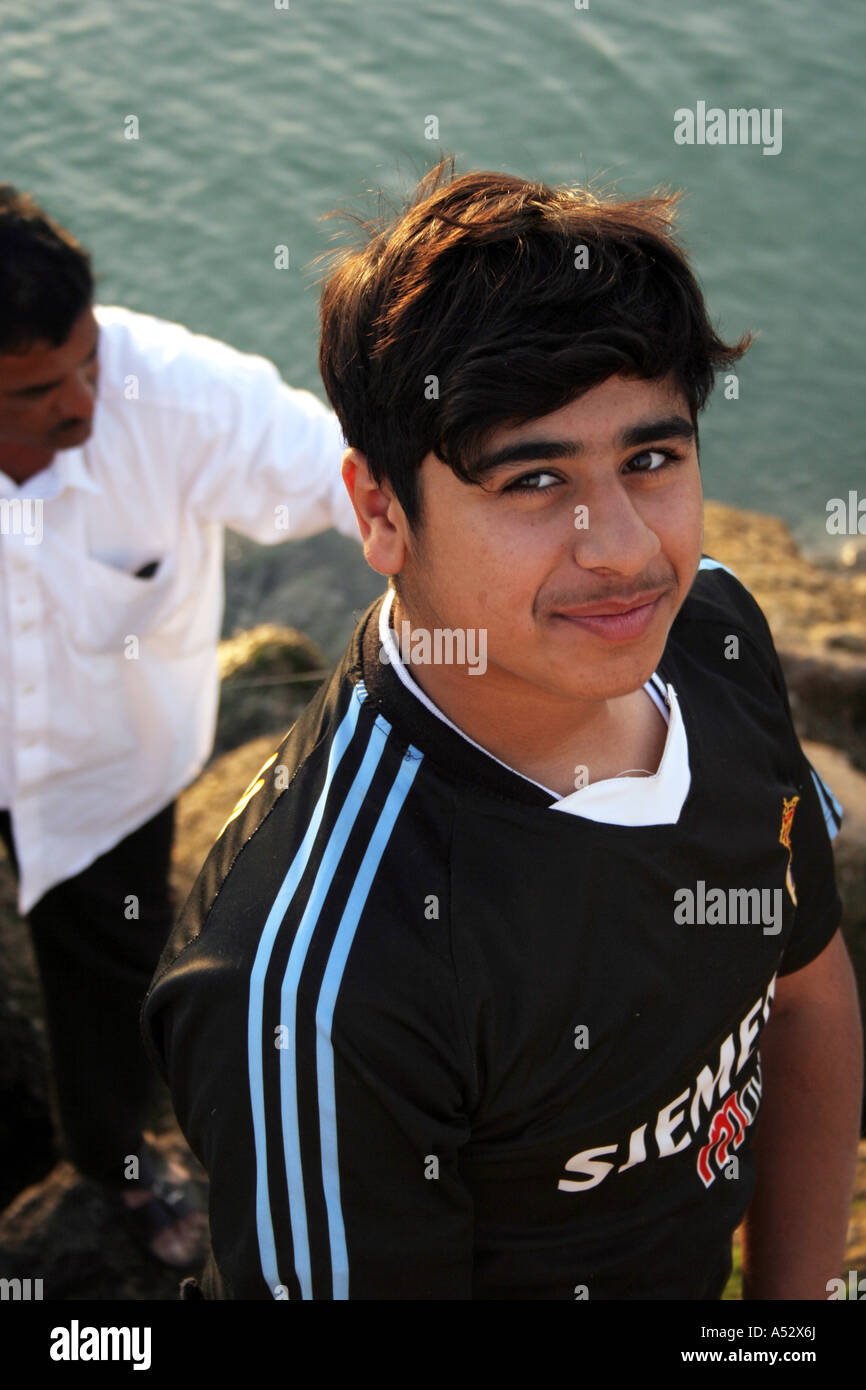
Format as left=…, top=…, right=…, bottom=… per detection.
left=0, top=306, right=100, bottom=452
left=395, top=371, right=704, bottom=703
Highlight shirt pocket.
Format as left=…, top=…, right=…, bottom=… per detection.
left=70, top=550, right=178, bottom=655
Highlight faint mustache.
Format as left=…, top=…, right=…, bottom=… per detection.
left=546, top=578, right=676, bottom=611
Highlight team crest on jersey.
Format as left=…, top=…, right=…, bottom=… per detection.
left=779, top=794, right=799, bottom=906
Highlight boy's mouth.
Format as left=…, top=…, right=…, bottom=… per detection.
left=551, top=591, right=666, bottom=641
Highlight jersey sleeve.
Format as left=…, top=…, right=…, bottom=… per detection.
left=141, top=797, right=476, bottom=1300
left=777, top=745, right=844, bottom=976
left=706, top=562, right=845, bottom=977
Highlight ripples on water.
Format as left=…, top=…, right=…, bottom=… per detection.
left=1, top=0, right=863, bottom=556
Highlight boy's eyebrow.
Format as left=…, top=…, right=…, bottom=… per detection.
left=471, top=414, right=695, bottom=477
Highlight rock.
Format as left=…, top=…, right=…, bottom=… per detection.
left=779, top=648, right=866, bottom=775
left=213, top=623, right=329, bottom=758
left=808, top=624, right=866, bottom=657
left=171, top=733, right=279, bottom=907
left=804, top=741, right=866, bottom=969
left=701, top=501, right=865, bottom=640
left=802, top=740, right=866, bottom=1132
left=840, top=539, right=866, bottom=572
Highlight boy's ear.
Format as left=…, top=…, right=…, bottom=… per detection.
left=341, top=447, right=408, bottom=579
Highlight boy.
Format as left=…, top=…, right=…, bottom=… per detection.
left=142, top=158, right=862, bottom=1298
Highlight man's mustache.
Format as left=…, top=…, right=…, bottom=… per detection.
left=52, top=418, right=90, bottom=433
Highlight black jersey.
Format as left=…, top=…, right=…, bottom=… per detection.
left=141, top=560, right=842, bottom=1300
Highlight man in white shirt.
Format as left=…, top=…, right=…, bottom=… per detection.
left=0, top=185, right=359, bottom=1266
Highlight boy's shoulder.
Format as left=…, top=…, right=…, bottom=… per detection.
left=148, top=597, right=436, bottom=987
left=675, top=557, right=774, bottom=645
left=663, top=556, right=788, bottom=697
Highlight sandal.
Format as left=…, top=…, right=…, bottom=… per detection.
left=117, top=1173, right=207, bottom=1269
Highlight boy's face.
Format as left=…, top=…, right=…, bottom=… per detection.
left=376, top=371, right=703, bottom=704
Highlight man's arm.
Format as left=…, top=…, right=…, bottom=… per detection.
left=111, top=307, right=360, bottom=543
left=178, top=365, right=359, bottom=543
left=742, top=928, right=863, bottom=1299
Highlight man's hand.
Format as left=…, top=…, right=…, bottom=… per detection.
left=742, top=928, right=863, bottom=1299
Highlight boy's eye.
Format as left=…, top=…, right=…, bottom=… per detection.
left=503, top=449, right=683, bottom=493
left=503, top=470, right=561, bottom=494
left=626, top=448, right=680, bottom=473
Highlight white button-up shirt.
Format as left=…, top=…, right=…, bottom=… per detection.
left=0, top=304, right=358, bottom=913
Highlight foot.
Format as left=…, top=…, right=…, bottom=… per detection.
left=120, top=1155, right=207, bottom=1267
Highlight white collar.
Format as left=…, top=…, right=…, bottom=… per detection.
left=0, top=446, right=102, bottom=500
left=548, top=682, right=689, bottom=825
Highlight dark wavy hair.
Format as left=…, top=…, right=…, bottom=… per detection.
left=318, top=155, right=753, bottom=531
left=0, top=185, right=94, bottom=354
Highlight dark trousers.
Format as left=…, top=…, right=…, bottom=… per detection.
left=0, top=802, right=176, bottom=1190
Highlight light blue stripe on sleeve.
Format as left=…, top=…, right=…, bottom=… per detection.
left=809, top=765, right=843, bottom=841
left=698, top=556, right=738, bottom=578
